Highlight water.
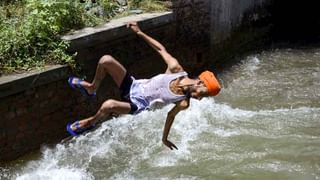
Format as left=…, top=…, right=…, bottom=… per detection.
left=1, top=47, right=320, bottom=179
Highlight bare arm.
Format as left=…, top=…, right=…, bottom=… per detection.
left=162, top=99, right=190, bottom=150
left=127, top=22, right=184, bottom=73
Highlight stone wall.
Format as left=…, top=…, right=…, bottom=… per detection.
left=172, top=0, right=212, bottom=75
left=0, top=65, right=98, bottom=161
left=210, top=0, right=269, bottom=44
left=171, top=0, right=272, bottom=73
left=209, top=0, right=272, bottom=71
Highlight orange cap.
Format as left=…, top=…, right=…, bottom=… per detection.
left=198, top=70, right=221, bottom=96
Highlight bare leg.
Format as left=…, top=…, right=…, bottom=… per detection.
left=72, top=99, right=132, bottom=131
left=71, top=55, right=127, bottom=94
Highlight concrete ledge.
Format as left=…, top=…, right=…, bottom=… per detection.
left=62, top=11, right=174, bottom=52
left=0, top=65, right=69, bottom=98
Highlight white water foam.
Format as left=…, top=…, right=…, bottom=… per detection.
left=244, top=56, right=261, bottom=74
left=16, top=167, right=93, bottom=180
left=13, top=98, right=320, bottom=179
left=10, top=98, right=320, bottom=180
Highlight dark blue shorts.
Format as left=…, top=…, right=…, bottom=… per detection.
left=119, top=72, right=138, bottom=114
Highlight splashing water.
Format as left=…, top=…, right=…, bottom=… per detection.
left=1, top=47, right=320, bottom=179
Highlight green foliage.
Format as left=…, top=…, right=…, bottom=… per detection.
left=0, top=0, right=93, bottom=74
left=128, top=0, right=167, bottom=12
left=0, top=0, right=167, bottom=75
left=100, top=0, right=119, bottom=18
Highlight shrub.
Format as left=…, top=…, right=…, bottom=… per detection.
left=0, top=0, right=168, bottom=75
left=0, top=0, right=99, bottom=74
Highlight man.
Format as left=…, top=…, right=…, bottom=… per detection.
left=67, top=22, right=221, bottom=150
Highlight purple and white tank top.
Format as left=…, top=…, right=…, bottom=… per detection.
left=129, top=71, right=188, bottom=113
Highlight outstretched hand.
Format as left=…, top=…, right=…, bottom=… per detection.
left=127, top=21, right=141, bottom=33
left=162, top=139, right=178, bottom=150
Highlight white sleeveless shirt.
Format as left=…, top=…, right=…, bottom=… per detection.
left=129, top=71, right=188, bottom=113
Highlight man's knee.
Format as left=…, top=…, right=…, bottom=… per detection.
left=100, top=99, right=118, bottom=113
left=99, top=55, right=114, bottom=65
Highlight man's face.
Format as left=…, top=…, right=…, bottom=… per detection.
left=190, top=79, right=208, bottom=100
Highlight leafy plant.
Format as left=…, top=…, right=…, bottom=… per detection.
left=0, top=0, right=92, bottom=74
left=0, top=0, right=168, bottom=75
